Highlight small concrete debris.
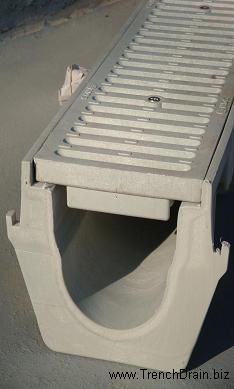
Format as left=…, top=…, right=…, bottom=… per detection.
left=58, top=64, right=88, bottom=105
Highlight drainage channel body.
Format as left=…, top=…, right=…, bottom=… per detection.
left=6, top=0, right=234, bottom=372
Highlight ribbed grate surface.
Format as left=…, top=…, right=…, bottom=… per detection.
left=59, top=0, right=233, bottom=173
left=35, top=0, right=234, bottom=201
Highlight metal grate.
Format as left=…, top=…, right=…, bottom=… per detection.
left=34, top=0, right=234, bottom=202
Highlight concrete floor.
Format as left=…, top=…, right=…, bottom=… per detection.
left=0, top=0, right=233, bottom=387
left=0, top=0, right=76, bottom=33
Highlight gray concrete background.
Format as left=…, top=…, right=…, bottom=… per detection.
left=0, top=0, right=77, bottom=32
left=0, top=0, right=233, bottom=387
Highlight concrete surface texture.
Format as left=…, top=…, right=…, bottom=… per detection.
left=0, top=0, right=234, bottom=387
left=0, top=0, right=76, bottom=32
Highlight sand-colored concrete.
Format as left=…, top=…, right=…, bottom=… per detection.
left=0, top=0, right=234, bottom=387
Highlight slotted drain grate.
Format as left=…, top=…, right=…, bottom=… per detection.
left=35, top=0, right=234, bottom=202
